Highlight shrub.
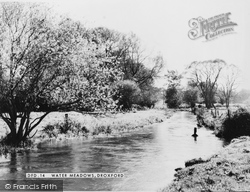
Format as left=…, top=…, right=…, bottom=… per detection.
left=42, top=118, right=89, bottom=138
left=136, top=87, right=160, bottom=108
left=165, top=86, right=182, bottom=108
left=42, top=124, right=57, bottom=138
left=115, top=80, right=141, bottom=110
left=183, top=88, right=198, bottom=108
left=92, top=124, right=112, bottom=135
left=222, top=107, right=250, bottom=141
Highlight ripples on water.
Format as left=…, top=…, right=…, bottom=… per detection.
left=0, top=111, right=225, bottom=191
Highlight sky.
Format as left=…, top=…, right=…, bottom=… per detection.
left=10, top=0, right=250, bottom=90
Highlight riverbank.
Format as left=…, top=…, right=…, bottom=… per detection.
left=200, top=105, right=250, bottom=138
left=0, top=110, right=225, bottom=191
left=37, top=108, right=173, bottom=142
left=201, top=108, right=227, bottom=137
left=161, top=136, right=250, bottom=192
left=0, top=108, right=173, bottom=150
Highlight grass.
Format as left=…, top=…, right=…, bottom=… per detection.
left=38, top=109, right=172, bottom=141
left=201, top=108, right=228, bottom=137
left=0, top=109, right=173, bottom=148
left=201, top=105, right=250, bottom=139
left=161, top=136, right=250, bottom=192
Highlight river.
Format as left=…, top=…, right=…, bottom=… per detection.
left=0, top=111, right=225, bottom=191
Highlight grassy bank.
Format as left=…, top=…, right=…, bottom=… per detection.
left=161, top=136, right=250, bottom=192
left=37, top=109, right=173, bottom=142
left=201, top=108, right=228, bottom=137
left=200, top=105, right=250, bottom=138
left=0, top=109, right=173, bottom=149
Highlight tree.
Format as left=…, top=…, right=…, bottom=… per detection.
left=164, top=70, right=182, bottom=108
left=183, top=88, right=198, bottom=108
left=74, top=27, right=124, bottom=111
left=165, top=70, right=182, bottom=88
left=0, top=3, right=86, bottom=146
left=136, top=86, right=161, bottom=108
left=119, top=33, right=164, bottom=89
left=216, top=90, right=226, bottom=105
left=187, top=59, right=226, bottom=109
left=98, top=32, right=164, bottom=109
left=165, top=86, right=181, bottom=108
left=115, top=80, right=140, bottom=110
left=218, top=64, right=239, bottom=108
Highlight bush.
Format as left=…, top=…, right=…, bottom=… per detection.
left=92, top=125, right=112, bottom=135
left=115, top=80, right=141, bottom=110
left=183, top=88, right=198, bottom=107
left=42, top=117, right=89, bottom=138
left=136, top=92, right=155, bottom=108
left=165, top=86, right=181, bottom=108
left=222, top=107, right=250, bottom=141
left=42, top=124, right=57, bottom=138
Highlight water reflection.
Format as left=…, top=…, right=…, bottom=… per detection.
left=0, top=111, right=225, bottom=191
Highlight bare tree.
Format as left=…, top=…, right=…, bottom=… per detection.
left=187, top=59, right=226, bottom=109
left=218, top=64, right=240, bottom=108
left=119, top=33, right=164, bottom=89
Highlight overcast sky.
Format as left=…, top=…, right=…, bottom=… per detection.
left=17, top=0, right=250, bottom=89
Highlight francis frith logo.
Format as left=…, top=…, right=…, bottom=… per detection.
left=188, top=12, right=237, bottom=41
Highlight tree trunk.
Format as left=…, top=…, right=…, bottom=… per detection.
left=4, top=109, right=32, bottom=146
left=225, top=97, right=230, bottom=109
left=205, top=99, right=212, bottom=109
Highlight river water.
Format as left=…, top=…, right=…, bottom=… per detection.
left=0, top=111, right=225, bottom=191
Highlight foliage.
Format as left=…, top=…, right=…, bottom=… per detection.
left=115, top=80, right=141, bottom=110
left=222, top=108, right=250, bottom=141
left=116, top=33, right=164, bottom=108
left=0, top=3, right=123, bottom=146
left=42, top=118, right=89, bottom=138
left=164, top=70, right=182, bottom=108
left=165, top=70, right=182, bottom=88
left=42, top=121, right=87, bottom=137
left=165, top=86, right=182, bottom=108
left=136, top=86, right=161, bottom=108
left=41, top=109, right=169, bottom=139
left=0, top=3, right=164, bottom=147
left=92, top=125, right=112, bottom=135
left=75, top=27, right=124, bottom=111
left=183, top=88, right=198, bottom=108
left=0, top=3, right=83, bottom=146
